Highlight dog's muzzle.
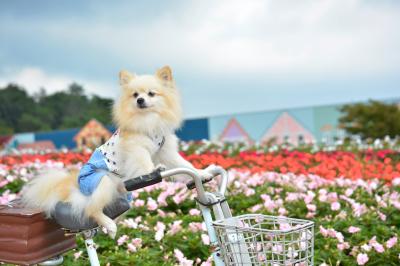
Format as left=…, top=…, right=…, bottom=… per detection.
left=137, top=98, right=147, bottom=109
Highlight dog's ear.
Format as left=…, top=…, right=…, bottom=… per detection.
left=156, top=66, right=173, bottom=82
left=119, top=70, right=135, bottom=86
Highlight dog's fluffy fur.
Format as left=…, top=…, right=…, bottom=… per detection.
left=22, top=66, right=205, bottom=238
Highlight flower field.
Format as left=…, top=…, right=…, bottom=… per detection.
left=1, top=142, right=400, bottom=265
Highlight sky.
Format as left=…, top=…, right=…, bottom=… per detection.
left=0, top=0, right=399, bottom=118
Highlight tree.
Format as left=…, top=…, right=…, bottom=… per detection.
left=0, top=83, right=114, bottom=134
left=0, top=84, right=36, bottom=132
left=339, top=100, right=400, bottom=139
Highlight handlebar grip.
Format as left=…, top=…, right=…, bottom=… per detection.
left=186, top=177, right=212, bottom=190
left=124, top=168, right=163, bottom=191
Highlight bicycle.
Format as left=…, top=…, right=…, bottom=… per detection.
left=43, top=165, right=314, bottom=266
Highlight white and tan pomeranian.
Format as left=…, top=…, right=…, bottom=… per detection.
left=22, top=66, right=211, bottom=238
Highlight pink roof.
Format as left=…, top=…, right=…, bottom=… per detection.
left=220, top=118, right=253, bottom=144
left=261, top=112, right=315, bottom=145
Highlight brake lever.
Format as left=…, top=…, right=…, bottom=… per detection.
left=186, top=176, right=213, bottom=190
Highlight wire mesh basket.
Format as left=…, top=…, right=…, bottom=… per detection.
left=212, top=214, right=314, bottom=266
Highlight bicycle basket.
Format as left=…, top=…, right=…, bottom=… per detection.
left=212, top=214, right=314, bottom=266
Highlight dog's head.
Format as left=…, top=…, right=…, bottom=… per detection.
left=113, top=66, right=182, bottom=134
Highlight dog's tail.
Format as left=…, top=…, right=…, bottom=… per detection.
left=21, top=169, right=78, bottom=217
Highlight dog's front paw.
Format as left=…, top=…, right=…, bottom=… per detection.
left=103, top=220, right=117, bottom=239
left=155, top=164, right=167, bottom=171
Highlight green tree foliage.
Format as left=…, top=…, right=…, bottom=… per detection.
left=0, top=83, right=113, bottom=135
left=339, top=100, right=400, bottom=139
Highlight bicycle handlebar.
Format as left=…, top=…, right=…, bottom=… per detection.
left=124, top=168, right=163, bottom=191
left=124, top=165, right=228, bottom=204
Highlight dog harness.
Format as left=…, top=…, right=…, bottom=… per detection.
left=77, top=129, right=165, bottom=197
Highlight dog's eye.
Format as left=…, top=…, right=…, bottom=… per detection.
left=133, top=92, right=139, bottom=98
left=148, top=91, right=155, bottom=97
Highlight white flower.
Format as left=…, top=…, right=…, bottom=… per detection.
left=361, top=244, right=371, bottom=252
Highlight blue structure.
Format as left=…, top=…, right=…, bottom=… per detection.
left=14, top=118, right=209, bottom=149
left=35, top=128, right=80, bottom=149
left=176, top=118, right=209, bottom=141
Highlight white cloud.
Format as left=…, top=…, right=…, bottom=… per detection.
left=28, top=0, right=398, bottom=77
left=0, top=67, right=116, bottom=98
left=1, top=0, right=399, bottom=97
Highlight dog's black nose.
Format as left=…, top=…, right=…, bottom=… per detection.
left=137, top=98, right=145, bottom=105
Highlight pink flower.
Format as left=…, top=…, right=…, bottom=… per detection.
left=257, top=252, right=266, bottom=262
left=261, top=194, right=276, bottom=211
left=392, top=201, right=400, bottom=210
left=345, top=188, right=354, bottom=196
left=130, top=238, right=142, bottom=248
left=125, top=238, right=142, bottom=253
left=157, top=191, right=169, bottom=206
left=200, top=256, right=213, bottom=266
left=373, top=242, right=385, bottom=253
left=168, top=220, right=183, bottom=235
left=357, top=253, right=369, bottom=265
left=286, top=193, right=299, bottom=202
left=250, top=204, right=262, bottom=213
left=134, top=199, right=145, bottom=207
left=155, top=221, right=166, bottom=241
left=361, top=244, right=371, bottom=252
left=157, top=209, right=166, bottom=217
left=318, top=194, right=328, bottom=202
left=352, top=203, right=368, bottom=217
left=120, top=218, right=138, bottom=229
left=117, top=234, right=129, bottom=246
left=306, top=212, right=316, bottom=218
left=278, top=207, right=288, bottom=216
left=244, top=188, right=255, bottom=196
left=335, top=232, right=344, bottom=243
left=369, top=236, right=385, bottom=253
left=127, top=243, right=137, bottom=253
left=337, top=242, right=350, bottom=250
left=272, top=244, right=283, bottom=253
left=319, top=226, right=329, bottom=237
left=147, top=198, right=158, bottom=211
left=201, top=234, right=210, bottom=245
left=348, top=226, right=361, bottom=234
left=174, top=249, right=194, bottom=266
left=386, top=236, right=397, bottom=249
left=73, top=251, right=82, bottom=261
left=306, top=204, right=316, bottom=212
left=378, top=211, right=386, bottom=221
left=173, top=191, right=188, bottom=204
left=331, top=202, right=341, bottom=211
left=327, top=192, right=338, bottom=203
left=188, top=222, right=204, bottom=233
left=279, top=223, right=291, bottom=231
left=369, top=236, right=377, bottom=245
left=392, top=177, right=400, bottom=186
left=189, top=209, right=201, bottom=216
left=304, top=191, right=315, bottom=204
left=0, top=180, right=8, bottom=188
left=318, top=189, right=328, bottom=202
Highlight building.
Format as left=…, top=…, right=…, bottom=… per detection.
left=74, top=119, right=112, bottom=149
left=209, top=103, right=344, bottom=144
left=2, top=99, right=398, bottom=150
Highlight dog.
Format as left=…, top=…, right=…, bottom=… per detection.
left=22, top=66, right=211, bottom=238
